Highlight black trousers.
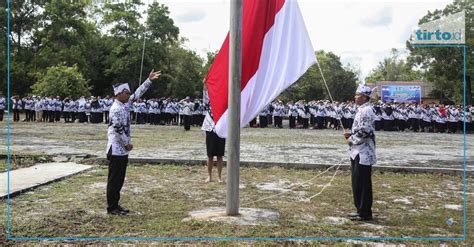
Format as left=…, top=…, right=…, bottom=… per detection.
left=25, top=110, right=31, bottom=122
left=289, top=116, right=296, bottom=129
left=13, top=109, right=20, bottom=121
left=398, top=120, right=407, bottom=131
left=259, top=115, right=268, bottom=128
left=274, top=116, right=283, bottom=128
left=183, top=115, right=191, bottom=131
left=55, top=111, right=61, bottom=122
left=351, top=155, right=373, bottom=218
left=31, top=110, right=36, bottom=121
left=104, top=111, right=110, bottom=123
left=63, top=112, right=71, bottom=122
left=78, top=112, right=87, bottom=123
left=49, top=111, right=55, bottom=122
left=302, top=118, right=309, bottom=129
left=107, top=152, right=129, bottom=211
left=383, top=119, right=394, bottom=131
left=436, top=122, right=446, bottom=133
left=42, top=110, right=48, bottom=122
left=409, top=118, right=419, bottom=132
left=447, top=121, right=457, bottom=133
left=316, top=116, right=325, bottom=129
left=421, top=120, right=431, bottom=130
left=0, top=110, right=3, bottom=121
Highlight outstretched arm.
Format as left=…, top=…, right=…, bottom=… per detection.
left=130, top=69, right=162, bottom=102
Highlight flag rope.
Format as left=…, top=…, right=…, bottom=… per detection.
left=316, top=59, right=346, bottom=133
left=241, top=160, right=345, bottom=206
left=241, top=58, right=349, bottom=206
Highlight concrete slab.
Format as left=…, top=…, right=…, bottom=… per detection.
left=183, top=207, right=280, bottom=226
left=0, top=162, right=92, bottom=199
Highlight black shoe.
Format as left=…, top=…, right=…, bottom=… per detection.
left=117, top=205, right=130, bottom=213
left=107, top=208, right=127, bottom=215
left=350, top=215, right=372, bottom=221
left=347, top=212, right=359, bottom=217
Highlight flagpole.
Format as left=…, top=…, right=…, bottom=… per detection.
left=226, top=0, right=242, bottom=216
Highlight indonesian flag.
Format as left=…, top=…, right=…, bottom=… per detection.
left=206, top=0, right=316, bottom=138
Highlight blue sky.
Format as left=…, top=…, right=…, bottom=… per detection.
left=153, top=0, right=453, bottom=80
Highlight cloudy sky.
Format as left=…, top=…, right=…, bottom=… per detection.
left=154, top=0, right=453, bottom=80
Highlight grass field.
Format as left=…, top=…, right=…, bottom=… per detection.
left=1, top=163, right=471, bottom=245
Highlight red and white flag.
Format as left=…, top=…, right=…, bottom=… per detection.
left=205, top=0, right=316, bottom=138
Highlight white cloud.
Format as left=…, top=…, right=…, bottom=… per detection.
left=360, top=6, right=393, bottom=27
left=176, top=9, right=206, bottom=23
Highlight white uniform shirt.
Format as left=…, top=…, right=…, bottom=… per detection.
left=273, top=103, right=285, bottom=117
left=288, top=104, right=298, bottom=117
left=34, top=99, right=42, bottom=111
left=0, top=97, right=5, bottom=110
left=348, top=102, right=376, bottom=166
left=180, top=100, right=194, bottom=116
left=11, top=97, right=22, bottom=110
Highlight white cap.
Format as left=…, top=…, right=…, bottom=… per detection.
left=113, top=83, right=130, bottom=96
left=356, top=84, right=377, bottom=98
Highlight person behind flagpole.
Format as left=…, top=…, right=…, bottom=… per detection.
left=179, top=96, right=194, bottom=131
left=11, top=95, right=22, bottom=122
left=103, top=95, right=113, bottom=124
left=105, top=69, right=161, bottom=215
left=344, top=84, right=377, bottom=221
left=272, top=100, right=285, bottom=128
left=201, top=81, right=225, bottom=183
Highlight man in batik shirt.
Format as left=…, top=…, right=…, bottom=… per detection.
left=105, top=69, right=161, bottom=215
left=344, top=84, right=376, bottom=221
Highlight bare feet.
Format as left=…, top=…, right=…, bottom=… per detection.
left=205, top=177, right=211, bottom=183
left=217, top=178, right=224, bottom=183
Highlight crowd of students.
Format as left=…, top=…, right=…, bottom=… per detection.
left=1, top=94, right=473, bottom=134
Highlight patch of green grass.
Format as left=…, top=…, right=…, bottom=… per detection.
left=0, top=154, right=53, bottom=172
left=1, top=164, right=471, bottom=245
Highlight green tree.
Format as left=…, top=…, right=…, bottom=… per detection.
left=203, top=50, right=218, bottom=76
left=365, top=48, right=423, bottom=84
left=148, top=46, right=203, bottom=99
left=33, top=0, right=102, bottom=95
left=31, top=64, right=90, bottom=98
left=282, top=51, right=358, bottom=102
left=100, top=1, right=148, bottom=89
left=407, top=0, right=473, bottom=104
left=0, top=0, right=44, bottom=95
left=146, top=2, right=179, bottom=45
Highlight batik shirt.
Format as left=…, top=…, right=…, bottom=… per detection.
left=106, top=79, right=152, bottom=156
left=179, top=100, right=194, bottom=116
left=272, top=103, right=285, bottom=117
left=348, top=102, right=376, bottom=166
left=0, top=97, right=5, bottom=110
